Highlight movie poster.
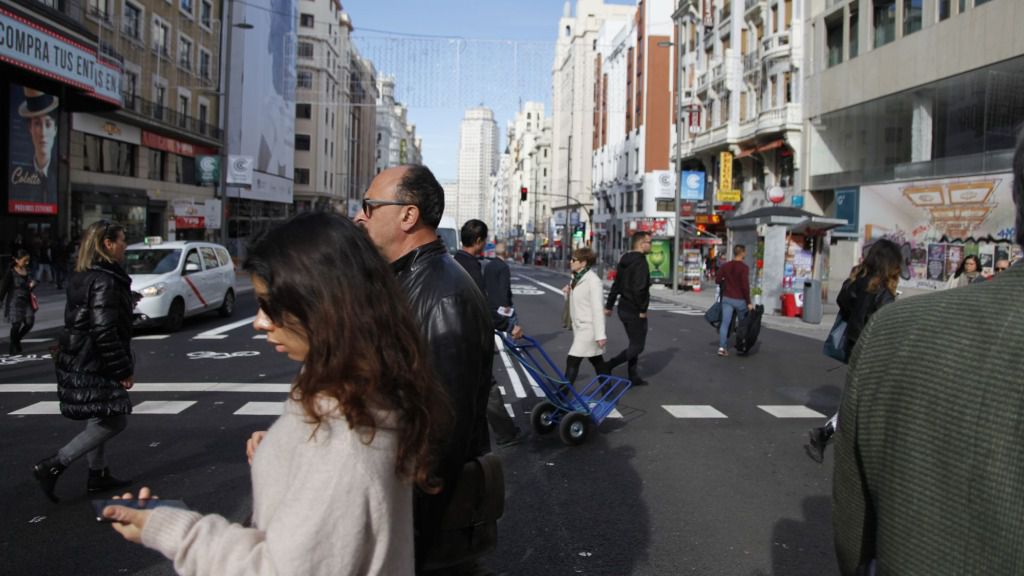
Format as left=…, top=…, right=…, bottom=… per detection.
left=946, top=245, right=964, bottom=279
left=927, top=243, right=946, bottom=281
left=8, top=84, right=59, bottom=215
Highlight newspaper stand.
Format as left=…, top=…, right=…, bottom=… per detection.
left=497, top=332, right=632, bottom=446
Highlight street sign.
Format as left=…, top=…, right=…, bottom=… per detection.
left=226, top=155, right=254, bottom=186
left=680, top=170, right=705, bottom=200
left=196, top=155, right=219, bottom=185
left=717, top=152, right=740, bottom=203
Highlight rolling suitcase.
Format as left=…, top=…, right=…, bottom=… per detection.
left=734, top=304, right=764, bottom=355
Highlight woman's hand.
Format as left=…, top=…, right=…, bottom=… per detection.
left=562, top=284, right=570, bottom=295
left=104, top=486, right=158, bottom=544
left=120, top=377, right=134, bottom=390
left=597, top=339, right=607, bottom=348
left=247, top=431, right=268, bottom=465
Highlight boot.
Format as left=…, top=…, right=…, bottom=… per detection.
left=87, top=468, right=132, bottom=493
left=33, top=456, right=66, bottom=502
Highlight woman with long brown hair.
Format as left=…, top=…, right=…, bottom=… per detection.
left=103, top=212, right=449, bottom=575
left=807, top=238, right=903, bottom=463
left=34, top=220, right=134, bottom=501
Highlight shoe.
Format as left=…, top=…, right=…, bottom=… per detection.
left=33, top=456, right=66, bottom=503
left=87, top=468, right=132, bottom=493
left=495, top=430, right=526, bottom=448
left=717, top=348, right=729, bottom=357
left=630, top=378, right=648, bottom=386
left=804, top=427, right=830, bottom=464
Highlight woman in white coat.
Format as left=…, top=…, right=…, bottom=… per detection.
left=564, top=247, right=609, bottom=387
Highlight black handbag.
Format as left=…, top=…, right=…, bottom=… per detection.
left=823, top=315, right=849, bottom=363
left=704, top=284, right=724, bottom=328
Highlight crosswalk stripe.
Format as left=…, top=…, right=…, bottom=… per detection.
left=504, top=403, right=514, bottom=418
left=9, top=401, right=60, bottom=415
left=234, top=401, right=284, bottom=416
left=133, top=335, right=171, bottom=340
left=663, top=405, right=728, bottom=418
left=193, top=316, right=256, bottom=340
left=133, top=400, right=196, bottom=414
left=252, top=335, right=268, bottom=340
left=758, top=405, right=826, bottom=418
left=494, top=335, right=527, bottom=399
left=516, top=275, right=564, bottom=295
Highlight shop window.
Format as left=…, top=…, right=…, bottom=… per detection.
left=83, top=134, right=136, bottom=176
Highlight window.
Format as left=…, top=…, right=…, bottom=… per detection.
left=154, top=83, right=167, bottom=120
left=180, top=0, right=193, bottom=17
left=937, top=0, right=950, bottom=20
left=298, top=41, right=314, bottom=59
left=123, top=2, right=143, bottom=40
left=295, top=134, right=311, bottom=150
left=178, top=94, right=190, bottom=127
left=152, top=17, right=170, bottom=56
left=294, top=168, right=310, bottom=184
left=297, top=71, right=313, bottom=89
left=198, top=102, right=208, bottom=130
left=296, top=103, right=311, bottom=118
left=89, top=0, right=111, bottom=21
left=171, top=153, right=196, bottom=184
left=903, top=0, right=922, bottom=36
left=826, top=13, right=843, bottom=68
left=199, top=48, right=211, bottom=79
left=849, top=3, right=859, bottom=58
left=83, top=134, right=136, bottom=176
left=200, top=247, right=219, bottom=270
left=122, top=69, right=138, bottom=107
left=873, top=0, right=896, bottom=48
left=199, top=0, right=212, bottom=28
left=184, top=250, right=202, bottom=272
left=300, top=13, right=314, bottom=27
left=178, top=35, right=192, bottom=70
left=147, top=149, right=165, bottom=180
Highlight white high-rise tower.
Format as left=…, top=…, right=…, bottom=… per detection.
left=455, top=107, right=500, bottom=227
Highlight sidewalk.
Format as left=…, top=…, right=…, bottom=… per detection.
left=1, top=272, right=253, bottom=342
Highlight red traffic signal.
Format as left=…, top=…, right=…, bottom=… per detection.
left=520, top=187, right=528, bottom=201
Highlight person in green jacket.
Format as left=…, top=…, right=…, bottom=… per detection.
left=831, top=132, right=1024, bottom=575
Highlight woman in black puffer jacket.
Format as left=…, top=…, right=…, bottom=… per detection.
left=33, top=220, right=135, bottom=502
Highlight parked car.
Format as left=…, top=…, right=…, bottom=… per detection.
left=124, top=239, right=236, bottom=331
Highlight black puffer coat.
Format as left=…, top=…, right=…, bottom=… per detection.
left=55, top=261, right=134, bottom=420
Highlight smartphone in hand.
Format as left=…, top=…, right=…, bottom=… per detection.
left=92, top=499, right=188, bottom=523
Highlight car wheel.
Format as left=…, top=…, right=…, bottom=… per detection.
left=218, top=289, right=235, bottom=318
left=164, top=298, right=185, bottom=332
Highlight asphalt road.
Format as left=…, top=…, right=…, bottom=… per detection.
left=0, top=264, right=845, bottom=575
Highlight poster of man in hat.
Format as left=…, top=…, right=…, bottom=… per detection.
left=8, top=85, right=59, bottom=214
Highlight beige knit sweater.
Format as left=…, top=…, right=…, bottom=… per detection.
left=141, top=398, right=414, bottom=575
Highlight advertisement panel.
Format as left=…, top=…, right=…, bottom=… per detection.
left=717, top=151, right=740, bottom=203
left=227, top=0, right=296, bottom=204
left=834, top=187, right=859, bottom=234
left=647, top=238, right=673, bottom=284
left=8, top=84, right=58, bottom=215
left=680, top=170, right=705, bottom=200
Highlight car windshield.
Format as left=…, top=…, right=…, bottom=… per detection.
left=437, top=229, right=458, bottom=255
left=125, top=249, right=182, bottom=275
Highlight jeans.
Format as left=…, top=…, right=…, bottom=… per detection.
left=719, top=297, right=748, bottom=350
left=57, top=415, right=128, bottom=470
left=607, top=310, right=648, bottom=381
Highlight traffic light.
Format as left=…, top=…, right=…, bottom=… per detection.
left=520, top=187, right=528, bottom=202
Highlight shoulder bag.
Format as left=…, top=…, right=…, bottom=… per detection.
left=822, top=314, right=849, bottom=363
left=704, top=283, right=724, bottom=329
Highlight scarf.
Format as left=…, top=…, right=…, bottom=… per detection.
left=571, top=266, right=591, bottom=289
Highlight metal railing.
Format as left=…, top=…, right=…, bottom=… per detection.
left=119, top=94, right=222, bottom=140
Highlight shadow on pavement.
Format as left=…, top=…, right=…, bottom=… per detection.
left=636, top=346, right=678, bottom=380
left=769, top=495, right=839, bottom=576
left=490, top=435, right=650, bottom=575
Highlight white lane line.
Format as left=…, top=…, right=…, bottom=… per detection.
left=663, top=405, right=728, bottom=418
left=20, top=338, right=54, bottom=343
left=193, top=316, right=256, bottom=340
left=0, top=383, right=291, bottom=393
left=252, top=335, right=267, bottom=340
left=758, top=405, right=826, bottom=418
left=9, top=401, right=60, bottom=415
left=494, top=335, right=527, bottom=399
left=234, top=401, right=284, bottom=416
left=504, top=403, right=514, bottom=418
left=516, top=274, right=564, bottom=296
left=133, top=335, right=171, bottom=340
left=133, top=400, right=196, bottom=414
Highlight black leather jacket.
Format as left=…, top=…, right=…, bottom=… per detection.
left=56, top=261, right=134, bottom=420
left=392, top=240, right=494, bottom=558
left=837, top=275, right=895, bottom=359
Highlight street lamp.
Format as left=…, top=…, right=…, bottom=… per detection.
left=657, top=38, right=683, bottom=295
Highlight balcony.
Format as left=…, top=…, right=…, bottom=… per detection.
left=745, top=0, right=765, bottom=16
left=756, top=103, right=802, bottom=134
left=762, top=33, right=791, bottom=60
left=118, top=94, right=222, bottom=142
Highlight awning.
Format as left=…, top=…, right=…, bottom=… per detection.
left=726, top=206, right=848, bottom=233
left=757, top=139, right=786, bottom=153
left=735, top=147, right=757, bottom=159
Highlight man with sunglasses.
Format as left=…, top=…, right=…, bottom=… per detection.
left=355, top=165, right=497, bottom=575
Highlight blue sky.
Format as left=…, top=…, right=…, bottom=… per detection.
left=344, top=0, right=631, bottom=180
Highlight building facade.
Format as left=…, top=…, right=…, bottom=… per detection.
left=591, top=0, right=677, bottom=276
left=805, top=0, right=1024, bottom=294
left=455, top=106, right=498, bottom=227
left=375, top=75, right=422, bottom=176
left=506, top=102, right=549, bottom=250
left=343, top=49, right=378, bottom=217
left=552, top=0, right=634, bottom=260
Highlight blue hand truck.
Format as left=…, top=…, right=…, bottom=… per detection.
left=497, top=332, right=632, bottom=446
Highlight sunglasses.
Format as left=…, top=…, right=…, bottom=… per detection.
left=995, top=266, right=1009, bottom=273
left=361, top=198, right=416, bottom=218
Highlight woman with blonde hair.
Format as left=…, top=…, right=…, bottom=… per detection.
left=564, top=247, right=609, bottom=387
left=103, top=212, right=449, bottom=575
left=34, top=220, right=134, bottom=501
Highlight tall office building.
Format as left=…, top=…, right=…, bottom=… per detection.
left=455, top=107, right=499, bottom=227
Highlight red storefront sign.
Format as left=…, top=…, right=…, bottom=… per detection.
left=8, top=200, right=57, bottom=215
left=142, top=131, right=216, bottom=157
left=175, top=215, right=205, bottom=229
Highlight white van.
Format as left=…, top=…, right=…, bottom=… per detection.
left=124, top=239, right=236, bottom=331
left=437, top=216, right=459, bottom=255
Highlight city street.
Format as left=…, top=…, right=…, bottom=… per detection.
left=0, top=264, right=843, bottom=576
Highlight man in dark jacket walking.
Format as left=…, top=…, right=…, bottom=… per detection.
left=604, top=231, right=652, bottom=385
left=355, top=165, right=496, bottom=575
